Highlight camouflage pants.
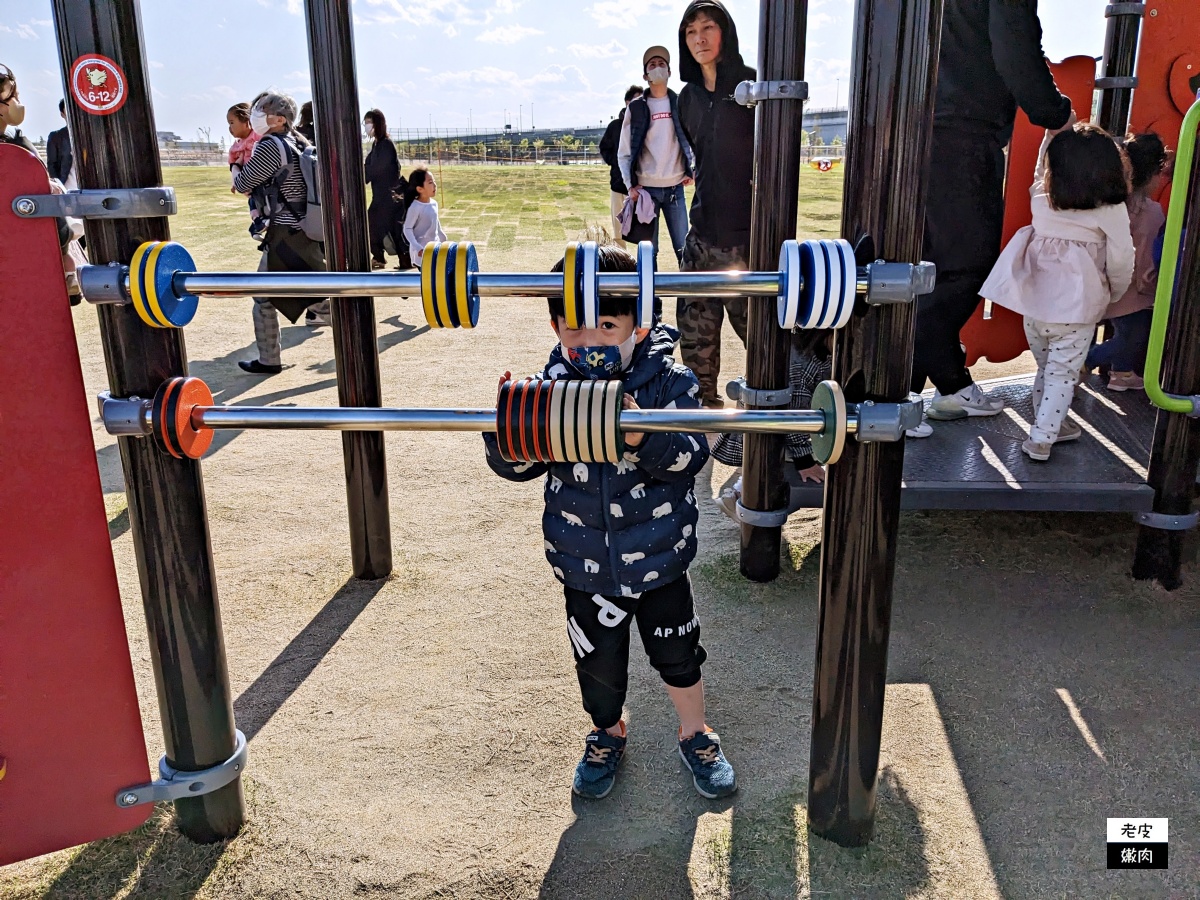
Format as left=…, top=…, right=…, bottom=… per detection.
left=677, top=232, right=749, bottom=403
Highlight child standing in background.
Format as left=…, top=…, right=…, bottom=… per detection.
left=981, top=118, right=1134, bottom=462
left=227, top=103, right=264, bottom=240
left=1084, top=132, right=1171, bottom=391
left=402, top=168, right=446, bottom=267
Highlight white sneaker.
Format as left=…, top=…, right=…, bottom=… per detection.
left=906, top=420, right=933, bottom=438
left=927, top=383, right=1004, bottom=420
left=714, top=489, right=740, bottom=522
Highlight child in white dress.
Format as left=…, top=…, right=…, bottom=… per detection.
left=980, top=119, right=1135, bottom=462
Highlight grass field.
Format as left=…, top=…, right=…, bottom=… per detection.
left=2, top=163, right=1198, bottom=900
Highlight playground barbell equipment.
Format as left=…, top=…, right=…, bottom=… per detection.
left=79, top=239, right=937, bottom=332
left=98, top=374, right=925, bottom=468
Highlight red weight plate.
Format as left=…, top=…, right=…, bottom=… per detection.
left=174, top=377, right=215, bottom=460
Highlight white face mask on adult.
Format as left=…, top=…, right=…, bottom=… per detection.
left=250, top=109, right=271, bottom=136
left=646, top=67, right=669, bottom=85
left=364, top=123, right=374, bottom=139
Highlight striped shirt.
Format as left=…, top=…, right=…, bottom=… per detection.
left=233, top=132, right=307, bottom=227
left=712, top=349, right=832, bottom=466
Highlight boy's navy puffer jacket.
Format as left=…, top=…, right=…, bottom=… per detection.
left=484, top=325, right=710, bottom=596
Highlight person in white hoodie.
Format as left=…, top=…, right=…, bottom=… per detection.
left=980, top=117, right=1134, bottom=462
left=617, top=46, right=695, bottom=264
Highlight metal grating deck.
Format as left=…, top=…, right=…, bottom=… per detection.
left=788, top=374, right=1158, bottom=513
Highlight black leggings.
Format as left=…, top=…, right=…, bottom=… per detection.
left=564, top=573, right=706, bottom=730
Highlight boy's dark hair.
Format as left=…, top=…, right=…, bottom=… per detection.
left=1123, top=131, right=1168, bottom=192
left=548, top=242, right=639, bottom=320
left=1044, top=123, right=1130, bottom=211
left=58, top=98, right=65, bottom=115
left=363, top=107, right=387, bottom=142
left=624, top=85, right=644, bottom=104
left=298, top=100, right=314, bottom=130
left=228, top=102, right=251, bottom=123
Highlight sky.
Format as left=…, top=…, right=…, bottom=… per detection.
left=3, top=0, right=1106, bottom=145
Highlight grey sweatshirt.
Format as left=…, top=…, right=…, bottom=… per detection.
left=404, top=199, right=447, bottom=265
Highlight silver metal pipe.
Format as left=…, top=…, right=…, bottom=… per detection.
left=192, top=405, right=841, bottom=435
left=173, top=270, right=785, bottom=299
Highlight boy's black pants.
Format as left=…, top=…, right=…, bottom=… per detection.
left=563, top=573, right=706, bottom=731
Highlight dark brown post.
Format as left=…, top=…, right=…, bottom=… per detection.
left=49, top=0, right=243, bottom=841
left=1097, top=0, right=1144, bottom=136
left=303, top=0, right=393, bottom=579
left=1132, top=161, right=1200, bottom=589
left=807, top=0, right=943, bottom=846
left=739, top=0, right=811, bottom=583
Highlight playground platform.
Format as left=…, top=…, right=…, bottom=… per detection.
left=790, top=373, right=1157, bottom=513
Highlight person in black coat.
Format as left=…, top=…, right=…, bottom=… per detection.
left=46, top=99, right=74, bottom=186
left=912, top=0, right=1073, bottom=423
left=363, top=107, right=400, bottom=268
left=599, top=85, right=643, bottom=247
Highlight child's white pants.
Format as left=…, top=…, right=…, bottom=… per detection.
left=1023, top=317, right=1092, bottom=444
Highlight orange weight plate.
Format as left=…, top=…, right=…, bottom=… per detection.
left=1169, top=53, right=1200, bottom=116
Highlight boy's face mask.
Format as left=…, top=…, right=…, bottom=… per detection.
left=567, top=331, right=637, bottom=379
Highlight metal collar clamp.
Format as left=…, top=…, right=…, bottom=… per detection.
left=853, top=399, right=923, bottom=443
left=734, top=80, right=809, bottom=108
left=735, top=499, right=790, bottom=528
left=726, top=376, right=792, bottom=409
left=116, top=729, right=247, bottom=807
left=862, top=260, right=936, bottom=306
left=1095, top=76, right=1139, bottom=90
left=1134, top=510, right=1200, bottom=531
left=1105, top=3, right=1146, bottom=16
left=12, top=187, right=177, bottom=219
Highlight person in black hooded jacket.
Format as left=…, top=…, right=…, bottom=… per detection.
left=675, top=0, right=755, bottom=407
left=911, top=0, right=1073, bottom=425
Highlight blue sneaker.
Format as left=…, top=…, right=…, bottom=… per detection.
left=678, top=729, right=737, bottom=799
left=572, top=723, right=626, bottom=799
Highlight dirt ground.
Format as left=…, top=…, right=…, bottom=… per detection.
left=3, top=166, right=1198, bottom=899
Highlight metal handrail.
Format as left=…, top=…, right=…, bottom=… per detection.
left=1144, top=99, right=1200, bottom=415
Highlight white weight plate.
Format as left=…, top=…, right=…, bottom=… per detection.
left=582, top=240, right=599, bottom=329
left=638, top=241, right=655, bottom=329
left=777, top=240, right=801, bottom=329
left=831, top=239, right=857, bottom=329
left=799, top=240, right=825, bottom=329
left=816, top=240, right=842, bottom=329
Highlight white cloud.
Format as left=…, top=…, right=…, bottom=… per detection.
left=586, top=1, right=636, bottom=29
left=445, top=24, right=459, bottom=37
left=810, top=12, right=836, bottom=28
left=0, top=22, right=39, bottom=40
left=149, top=60, right=165, bottom=69
left=476, top=25, right=542, bottom=44
left=359, top=0, right=493, bottom=28
left=374, top=82, right=413, bottom=97
left=568, top=40, right=627, bottom=60
left=285, top=0, right=302, bottom=13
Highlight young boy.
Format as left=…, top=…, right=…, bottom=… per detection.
left=483, top=243, right=737, bottom=800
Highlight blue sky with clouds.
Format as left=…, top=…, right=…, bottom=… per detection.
left=4, top=0, right=1104, bottom=144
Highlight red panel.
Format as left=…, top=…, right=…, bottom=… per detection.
left=0, top=144, right=151, bottom=863
left=1130, top=5, right=1200, bottom=212
left=961, top=56, right=1097, bottom=366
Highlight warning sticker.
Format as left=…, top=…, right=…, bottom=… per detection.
left=69, top=54, right=127, bottom=116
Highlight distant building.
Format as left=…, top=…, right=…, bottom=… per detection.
left=804, top=108, right=848, bottom=145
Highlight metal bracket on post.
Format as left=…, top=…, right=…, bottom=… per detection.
left=1133, top=510, right=1200, bottom=531
left=735, top=499, right=790, bottom=527
left=860, top=260, right=937, bottom=306
left=97, top=391, right=151, bottom=437
left=734, top=80, right=809, bottom=108
left=79, top=262, right=131, bottom=305
left=115, top=729, right=247, bottom=808
left=12, top=187, right=177, bottom=220
left=853, top=399, right=923, bottom=443
left=727, top=377, right=792, bottom=408
left=1105, top=3, right=1146, bottom=17
left=1095, top=76, right=1139, bottom=90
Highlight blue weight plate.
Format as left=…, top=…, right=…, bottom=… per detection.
left=152, top=242, right=199, bottom=328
